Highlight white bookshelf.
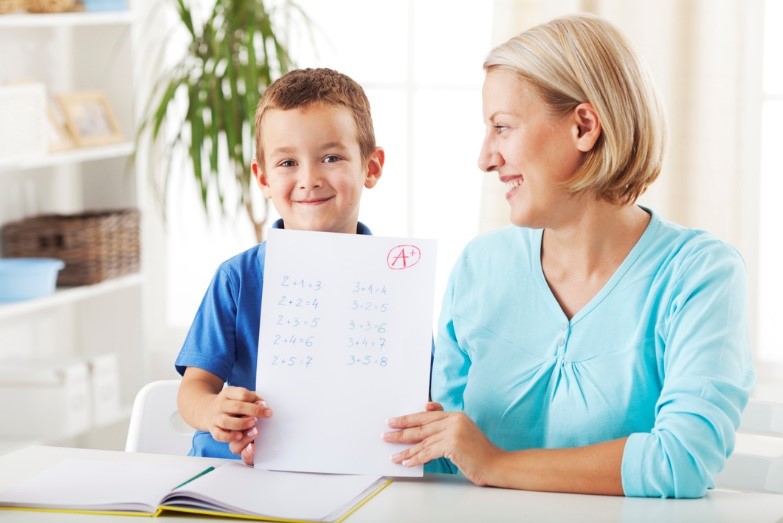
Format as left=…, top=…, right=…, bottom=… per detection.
left=0, top=2, right=144, bottom=451
left=0, top=141, right=134, bottom=171
left=0, top=11, right=133, bottom=28
left=0, top=273, right=142, bottom=321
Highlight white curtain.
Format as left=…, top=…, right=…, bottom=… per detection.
left=482, top=0, right=765, bottom=349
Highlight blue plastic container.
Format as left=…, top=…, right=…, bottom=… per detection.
left=82, top=0, right=129, bottom=12
left=0, top=258, right=65, bottom=303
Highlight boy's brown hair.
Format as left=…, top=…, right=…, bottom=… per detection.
left=254, top=68, right=376, bottom=167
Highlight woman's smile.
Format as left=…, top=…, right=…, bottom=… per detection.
left=501, top=175, right=524, bottom=199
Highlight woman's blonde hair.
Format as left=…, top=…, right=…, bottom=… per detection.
left=484, top=13, right=666, bottom=204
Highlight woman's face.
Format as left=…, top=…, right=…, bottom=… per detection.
left=478, top=70, right=586, bottom=229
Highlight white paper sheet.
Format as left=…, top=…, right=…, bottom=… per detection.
left=254, top=229, right=437, bottom=476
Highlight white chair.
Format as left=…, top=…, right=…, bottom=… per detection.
left=125, top=379, right=194, bottom=455
left=716, top=399, right=783, bottom=493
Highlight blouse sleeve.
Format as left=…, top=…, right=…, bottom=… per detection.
left=430, top=263, right=471, bottom=412
left=621, top=242, right=756, bottom=498
left=426, top=262, right=471, bottom=474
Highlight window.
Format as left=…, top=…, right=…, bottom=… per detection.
left=163, top=1, right=493, bottom=333
left=757, top=0, right=783, bottom=362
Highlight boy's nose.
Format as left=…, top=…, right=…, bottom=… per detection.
left=298, top=164, right=322, bottom=189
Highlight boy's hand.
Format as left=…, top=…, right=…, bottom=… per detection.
left=206, top=386, right=272, bottom=454
left=231, top=437, right=257, bottom=466
left=221, top=392, right=272, bottom=466
left=178, top=368, right=272, bottom=466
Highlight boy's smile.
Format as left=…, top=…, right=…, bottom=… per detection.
left=253, top=103, right=383, bottom=235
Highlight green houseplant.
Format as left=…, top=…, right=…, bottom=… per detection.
left=140, top=0, right=310, bottom=242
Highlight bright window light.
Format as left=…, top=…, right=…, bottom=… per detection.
left=166, top=1, right=493, bottom=328
left=757, top=0, right=783, bottom=362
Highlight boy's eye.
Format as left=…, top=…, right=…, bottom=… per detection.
left=323, top=155, right=341, bottom=164
left=278, top=159, right=296, bottom=168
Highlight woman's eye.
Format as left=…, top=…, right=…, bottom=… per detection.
left=493, top=124, right=508, bottom=133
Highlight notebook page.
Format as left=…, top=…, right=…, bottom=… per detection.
left=0, top=459, right=208, bottom=512
left=164, top=462, right=385, bottom=521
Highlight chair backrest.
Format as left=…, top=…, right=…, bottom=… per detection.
left=125, top=379, right=194, bottom=455
left=716, top=399, right=783, bottom=493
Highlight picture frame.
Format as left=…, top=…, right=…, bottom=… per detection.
left=47, top=104, right=75, bottom=153
left=57, top=91, right=124, bottom=147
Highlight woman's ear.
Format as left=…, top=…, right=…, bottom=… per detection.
left=364, top=147, right=385, bottom=189
left=573, top=103, right=601, bottom=152
left=251, top=159, right=271, bottom=198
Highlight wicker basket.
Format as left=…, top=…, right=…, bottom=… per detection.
left=0, top=0, right=21, bottom=14
left=24, top=0, right=76, bottom=13
left=1, top=209, right=140, bottom=286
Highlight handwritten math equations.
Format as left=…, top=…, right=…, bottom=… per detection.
left=255, top=229, right=437, bottom=477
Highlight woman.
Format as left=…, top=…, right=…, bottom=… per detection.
left=383, top=13, right=754, bottom=499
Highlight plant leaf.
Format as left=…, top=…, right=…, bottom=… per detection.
left=139, top=0, right=311, bottom=241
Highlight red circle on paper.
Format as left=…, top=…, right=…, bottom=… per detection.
left=386, top=245, right=421, bottom=270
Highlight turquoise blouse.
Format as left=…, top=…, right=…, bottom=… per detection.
left=428, top=208, right=755, bottom=498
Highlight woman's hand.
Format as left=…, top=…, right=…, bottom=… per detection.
left=383, top=402, right=504, bottom=486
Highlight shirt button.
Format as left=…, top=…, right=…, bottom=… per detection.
left=561, top=323, right=568, bottom=331
left=558, top=338, right=565, bottom=346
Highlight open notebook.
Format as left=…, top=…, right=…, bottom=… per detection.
left=0, top=459, right=390, bottom=522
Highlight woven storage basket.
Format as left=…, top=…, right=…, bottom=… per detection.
left=24, top=0, right=76, bottom=13
left=1, top=209, right=140, bottom=286
left=0, top=0, right=21, bottom=14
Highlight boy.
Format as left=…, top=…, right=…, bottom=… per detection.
left=175, top=68, right=385, bottom=465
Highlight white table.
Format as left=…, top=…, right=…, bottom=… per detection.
left=0, top=446, right=781, bottom=522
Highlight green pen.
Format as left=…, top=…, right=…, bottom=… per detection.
left=173, top=466, right=215, bottom=490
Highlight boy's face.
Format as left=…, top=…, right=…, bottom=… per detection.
left=253, top=103, right=383, bottom=234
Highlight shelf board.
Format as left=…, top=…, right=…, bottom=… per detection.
left=0, top=437, right=43, bottom=456
left=0, top=272, right=143, bottom=320
left=0, top=11, right=133, bottom=28
left=0, top=404, right=132, bottom=455
left=0, top=142, right=135, bottom=171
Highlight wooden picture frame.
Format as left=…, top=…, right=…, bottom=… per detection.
left=57, top=91, right=124, bottom=147
left=47, top=104, right=75, bottom=153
